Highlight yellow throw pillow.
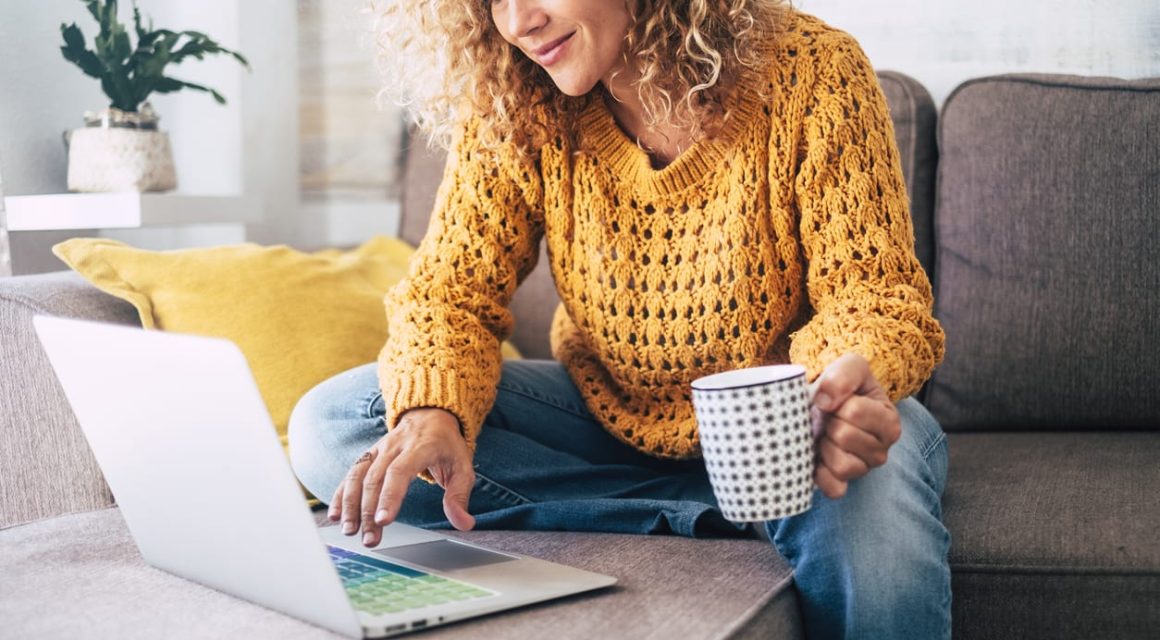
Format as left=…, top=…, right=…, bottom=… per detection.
left=52, top=236, right=522, bottom=456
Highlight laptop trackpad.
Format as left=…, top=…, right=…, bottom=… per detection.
left=372, top=540, right=517, bottom=572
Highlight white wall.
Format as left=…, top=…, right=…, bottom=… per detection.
left=797, top=0, right=1160, bottom=106
left=0, top=0, right=298, bottom=273
left=0, top=0, right=102, bottom=273
left=236, top=0, right=301, bottom=248
left=142, top=2, right=245, bottom=196
left=298, top=0, right=402, bottom=249
left=5, top=1, right=1158, bottom=272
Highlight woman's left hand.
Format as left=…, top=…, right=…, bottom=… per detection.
left=809, top=353, right=901, bottom=499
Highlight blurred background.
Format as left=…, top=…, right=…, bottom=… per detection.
left=1, top=0, right=1157, bottom=274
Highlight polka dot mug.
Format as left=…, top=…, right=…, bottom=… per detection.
left=691, top=364, right=816, bottom=522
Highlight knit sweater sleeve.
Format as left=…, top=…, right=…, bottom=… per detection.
left=377, top=118, right=544, bottom=452
left=788, top=35, right=945, bottom=400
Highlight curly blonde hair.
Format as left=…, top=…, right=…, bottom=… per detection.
left=371, top=0, right=793, bottom=155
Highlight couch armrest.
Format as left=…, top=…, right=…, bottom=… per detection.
left=0, top=271, right=139, bottom=528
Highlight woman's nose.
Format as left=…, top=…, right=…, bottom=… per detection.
left=504, top=0, right=548, bottom=39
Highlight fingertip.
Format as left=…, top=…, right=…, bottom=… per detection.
left=815, top=464, right=846, bottom=500
left=824, top=473, right=848, bottom=499
left=445, top=501, right=475, bottom=531
left=809, top=406, right=826, bottom=440
left=454, top=512, right=476, bottom=532
left=814, top=391, right=833, bottom=412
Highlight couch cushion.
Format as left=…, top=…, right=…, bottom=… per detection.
left=927, top=74, right=1160, bottom=431
left=943, top=431, right=1160, bottom=639
left=877, top=70, right=938, bottom=277
left=51, top=236, right=519, bottom=457
left=0, top=507, right=802, bottom=639
left=0, top=271, right=137, bottom=528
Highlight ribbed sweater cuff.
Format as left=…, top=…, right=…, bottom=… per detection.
left=381, top=366, right=484, bottom=455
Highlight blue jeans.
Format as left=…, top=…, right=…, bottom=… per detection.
left=289, top=360, right=951, bottom=639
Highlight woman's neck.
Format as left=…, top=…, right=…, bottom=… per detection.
left=600, top=75, right=695, bottom=169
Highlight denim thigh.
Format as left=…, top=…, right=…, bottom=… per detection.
left=288, top=360, right=743, bottom=537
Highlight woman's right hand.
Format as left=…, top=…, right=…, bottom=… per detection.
left=329, top=407, right=476, bottom=547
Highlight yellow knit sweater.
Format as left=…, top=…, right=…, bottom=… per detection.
left=378, top=11, right=944, bottom=459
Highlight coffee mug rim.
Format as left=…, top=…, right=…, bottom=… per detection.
left=691, top=364, right=807, bottom=392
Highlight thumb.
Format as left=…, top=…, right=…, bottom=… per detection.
left=442, top=467, right=476, bottom=531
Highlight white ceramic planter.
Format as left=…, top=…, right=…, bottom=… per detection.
left=67, top=127, right=177, bottom=193
left=66, top=106, right=177, bottom=193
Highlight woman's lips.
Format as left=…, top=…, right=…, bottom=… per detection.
left=533, top=32, right=574, bottom=67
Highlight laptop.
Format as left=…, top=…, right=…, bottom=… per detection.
left=33, top=315, right=616, bottom=638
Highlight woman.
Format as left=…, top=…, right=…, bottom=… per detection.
left=290, top=1, right=951, bottom=638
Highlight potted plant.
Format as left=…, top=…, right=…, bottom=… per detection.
left=59, top=0, right=249, bottom=193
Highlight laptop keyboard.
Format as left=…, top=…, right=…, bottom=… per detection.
left=328, top=546, right=495, bottom=616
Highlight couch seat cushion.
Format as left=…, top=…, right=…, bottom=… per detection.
left=0, top=507, right=801, bottom=639
left=943, top=431, right=1160, bottom=640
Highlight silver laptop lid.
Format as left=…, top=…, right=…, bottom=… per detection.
left=33, top=315, right=363, bottom=638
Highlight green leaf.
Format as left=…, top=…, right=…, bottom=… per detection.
left=61, top=50, right=104, bottom=79
left=152, top=77, right=184, bottom=93
left=155, top=76, right=229, bottom=105
left=100, top=75, right=135, bottom=111
left=61, top=22, right=85, bottom=51
left=135, top=27, right=163, bottom=51
left=169, top=31, right=250, bottom=70
left=170, top=39, right=206, bottom=63
left=60, top=23, right=106, bottom=79
left=83, top=0, right=101, bottom=25
left=98, top=58, right=134, bottom=110
left=137, top=31, right=178, bottom=79
left=92, top=10, right=130, bottom=69
left=92, top=0, right=116, bottom=42
left=131, top=2, right=151, bottom=42
left=132, top=75, right=172, bottom=106
left=101, top=0, right=118, bottom=36
left=111, top=28, right=131, bottom=61
left=68, top=0, right=247, bottom=108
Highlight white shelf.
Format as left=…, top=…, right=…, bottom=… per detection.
left=3, top=193, right=260, bottom=232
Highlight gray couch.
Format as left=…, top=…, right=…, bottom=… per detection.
left=2, top=71, right=1157, bottom=639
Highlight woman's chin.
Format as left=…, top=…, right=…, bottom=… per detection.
left=548, top=73, right=598, bottom=98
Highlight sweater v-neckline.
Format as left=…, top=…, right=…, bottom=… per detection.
left=578, top=82, right=765, bottom=196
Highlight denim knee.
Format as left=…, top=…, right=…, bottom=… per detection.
left=768, top=397, right=952, bottom=639
left=896, top=397, right=949, bottom=498
left=287, top=363, right=384, bottom=503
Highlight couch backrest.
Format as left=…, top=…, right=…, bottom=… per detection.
left=400, top=71, right=939, bottom=361
left=0, top=271, right=137, bottom=527
left=877, top=71, right=939, bottom=277
left=925, top=74, right=1160, bottom=431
